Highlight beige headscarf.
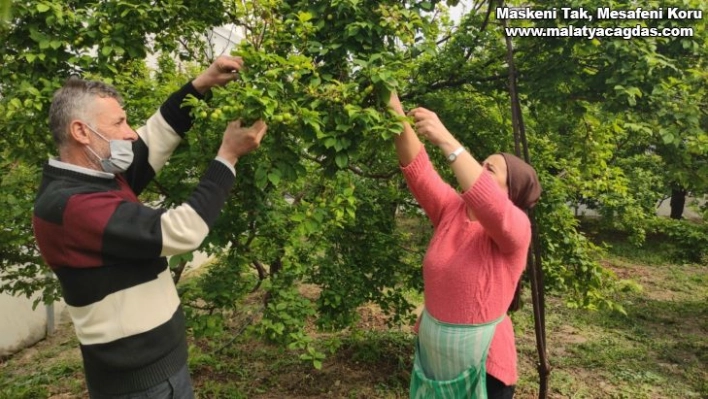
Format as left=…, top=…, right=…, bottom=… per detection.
left=499, top=153, right=542, bottom=209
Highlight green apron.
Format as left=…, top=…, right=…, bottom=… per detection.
left=410, top=310, right=503, bottom=399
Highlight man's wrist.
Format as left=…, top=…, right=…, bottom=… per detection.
left=215, top=156, right=237, bottom=175
left=216, top=148, right=239, bottom=166
left=191, top=77, right=211, bottom=95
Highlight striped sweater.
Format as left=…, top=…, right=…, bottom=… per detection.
left=401, top=147, right=531, bottom=386
left=32, top=82, right=235, bottom=394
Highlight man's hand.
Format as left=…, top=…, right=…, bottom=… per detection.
left=217, top=119, right=268, bottom=166
left=192, top=56, right=245, bottom=94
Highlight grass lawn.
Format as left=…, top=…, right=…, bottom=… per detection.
left=1, top=241, right=706, bottom=398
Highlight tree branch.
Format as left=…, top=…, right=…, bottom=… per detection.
left=302, top=152, right=398, bottom=179
left=348, top=164, right=399, bottom=179
left=462, top=0, right=495, bottom=62
left=251, top=260, right=267, bottom=293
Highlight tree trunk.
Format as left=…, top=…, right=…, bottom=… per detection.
left=669, top=187, right=687, bottom=220
left=502, top=12, right=551, bottom=398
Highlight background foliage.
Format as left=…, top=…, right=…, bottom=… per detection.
left=1, top=0, right=706, bottom=366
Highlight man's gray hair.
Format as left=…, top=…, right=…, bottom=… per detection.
left=48, top=77, right=123, bottom=147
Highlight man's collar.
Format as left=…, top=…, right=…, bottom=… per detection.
left=49, top=157, right=115, bottom=179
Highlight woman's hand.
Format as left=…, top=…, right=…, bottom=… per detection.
left=408, top=107, right=455, bottom=149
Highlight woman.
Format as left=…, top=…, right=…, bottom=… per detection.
left=389, top=93, right=541, bottom=398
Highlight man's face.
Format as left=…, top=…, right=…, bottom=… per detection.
left=84, top=97, right=137, bottom=157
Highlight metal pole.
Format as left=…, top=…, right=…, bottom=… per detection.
left=46, top=301, right=55, bottom=336
left=45, top=271, right=55, bottom=337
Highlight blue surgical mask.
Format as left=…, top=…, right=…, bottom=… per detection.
left=84, top=124, right=134, bottom=174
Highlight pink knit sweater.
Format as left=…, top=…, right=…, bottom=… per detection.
left=401, top=147, right=531, bottom=386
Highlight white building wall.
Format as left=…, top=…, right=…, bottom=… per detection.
left=205, top=24, right=244, bottom=58
left=0, top=287, right=68, bottom=357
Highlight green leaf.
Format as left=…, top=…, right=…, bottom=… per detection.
left=335, top=153, right=348, bottom=169
left=661, top=133, right=675, bottom=145
left=297, top=11, right=312, bottom=22
left=324, top=137, right=337, bottom=148
left=267, top=171, right=281, bottom=186
left=420, top=2, right=434, bottom=11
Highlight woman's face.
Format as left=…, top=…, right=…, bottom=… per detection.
left=481, top=154, right=509, bottom=194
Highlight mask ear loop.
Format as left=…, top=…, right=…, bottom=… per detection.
left=82, top=123, right=110, bottom=168
left=84, top=123, right=110, bottom=143
left=85, top=143, right=102, bottom=161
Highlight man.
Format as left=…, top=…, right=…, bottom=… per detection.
left=32, top=56, right=267, bottom=398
